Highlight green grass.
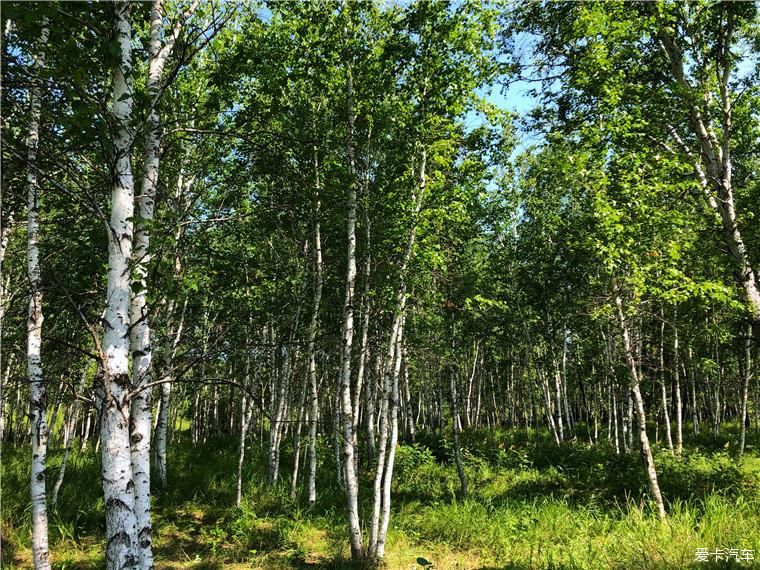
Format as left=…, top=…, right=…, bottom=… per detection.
left=2, top=425, right=760, bottom=569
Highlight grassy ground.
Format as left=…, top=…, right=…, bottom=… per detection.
left=2, top=424, right=759, bottom=569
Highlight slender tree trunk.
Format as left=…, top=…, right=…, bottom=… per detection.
left=154, top=297, right=185, bottom=488
left=624, top=392, right=633, bottom=453
left=402, top=344, right=415, bottom=442
left=337, top=48, right=363, bottom=560
left=673, top=316, right=683, bottom=455
left=375, top=316, right=405, bottom=559
left=369, top=318, right=398, bottom=557
left=365, top=351, right=380, bottom=460
left=0, top=355, right=15, bottom=444
left=686, top=346, right=699, bottom=436
left=613, top=283, right=667, bottom=520
left=465, top=342, right=476, bottom=428
left=142, top=0, right=197, bottom=496
left=52, top=366, right=87, bottom=506
left=451, top=337, right=468, bottom=499
left=612, top=383, right=621, bottom=454
left=333, top=391, right=344, bottom=487
left=561, top=334, right=574, bottom=438
left=659, top=317, right=673, bottom=452
left=153, top=170, right=192, bottom=480
left=659, top=21, right=760, bottom=321
left=369, top=146, right=426, bottom=560
left=536, top=358, right=560, bottom=445
left=552, top=355, right=564, bottom=442
left=352, top=130, right=373, bottom=469
left=0, top=23, right=17, bottom=494
left=26, top=17, right=51, bottom=570
left=47, top=375, right=66, bottom=445
left=236, top=358, right=254, bottom=507
left=739, top=322, right=752, bottom=454
left=126, top=0, right=171, bottom=553
left=80, top=407, right=92, bottom=452
left=290, top=349, right=309, bottom=501
left=465, top=341, right=480, bottom=433
left=306, top=143, right=324, bottom=507
left=101, top=3, right=139, bottom=566
left=268, top=342, right=292, bottom=485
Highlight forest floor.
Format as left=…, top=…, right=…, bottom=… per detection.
left=3, top=425, right=760, bottom=569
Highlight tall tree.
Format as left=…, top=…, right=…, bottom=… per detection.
left=26, top=16, right=51, bottom=570
left=101, top=2, right=139, bottom=566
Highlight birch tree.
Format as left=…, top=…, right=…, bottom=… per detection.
left=101, top=2, right=139, bottom=566
left=306, top=141, right=324, bottom=507
left=654, top=3, right=760, bottom=321
left=337, top=34, right=363, bottom=558
left=613, top=283, right=667, bottom=520
left=26, top=16, right=51, bottom=570
left=129, top=2, right=199, bottom=564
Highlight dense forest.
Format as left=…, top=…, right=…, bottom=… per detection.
left=1, top=1, right=759, bottom=568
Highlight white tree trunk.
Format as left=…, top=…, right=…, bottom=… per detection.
left=739, top=323, right=752, bottom=454
left=129, top=4, right=199, bottom=561
left=307, top=144, right=324, bottom=506
left=52, top=365, right=88, bottom=506
left=0, top=216, right=14, bottom=448
left=613, top=284, right=667, bottom=520
left=370, top=147, right=426, bottom=560
left=451, top=340, right=468, bottom=498
left=0, top=354, right=15, bottom=445
left=237, top=348, right=255, bottom=507
left=26, top=17, right=51, bottom=570
left=673, top=317, right=683, bottom=455
left=376, top=316, right=404, bottom=559
left=154, top=296, right=185, bottom=487
left=369, top=319, right=397, bottom=557
left=154, top=165, right=192, bottom=487
left=128, top=0, right=166, bottom=557
left=351, top=133, right=373, bottom=473
left=101, top=3, right=139, bottom=566
left=236, top=393, right=254, bottom=507
left=338, top=54, right=363, bottom=560
left=402, top=344, right=415, bottom=442
left=659, top=317, right=673, bottom=452
left=553, top=357, right=564, bottom=442
left=659, top=24, right=760, bottom=321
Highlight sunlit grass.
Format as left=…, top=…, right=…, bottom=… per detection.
left=3, top=425, right=759, bottom=568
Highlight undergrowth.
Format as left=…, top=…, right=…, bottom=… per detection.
left=2, top=425, right=759, bottom=569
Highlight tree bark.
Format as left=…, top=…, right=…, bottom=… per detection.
left=613, top=283, right=667, bottom=520
left=126, top=0, right=169, bottom=554
left=451, top=330, right=469, bottom=500
left=369, top=146, right=426, bottom=560
left=306, top=143, right=324, bottom=507
left=26, top=17, right=51, bottom=570
left=402, top=344, right=415, bottom=442
left=237, top=353, right=254, bottom=507
left=154, top=296, right=185, bottom=488
left=376, top=315, right=405, bottom=559
left=739, top=322, right=752, bottom=454
left=337, top=43, right=363, bottom=560
left=659, top=316, right=673, bottom=452
left=673, top=318, right=683, bottom=455
left=154, top=166, right=192, bottom=487
left=658, top=19, right=760, bottom=321
left=101, top=3, right=139, bottom=566
left=352, top=130, right=373, bottom=470
left=52, top=366, right=88, bottom=507
left=130, top=3, right=198, bottom=557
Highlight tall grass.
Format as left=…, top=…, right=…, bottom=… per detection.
left=2, top=426, right=759, bottom=568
